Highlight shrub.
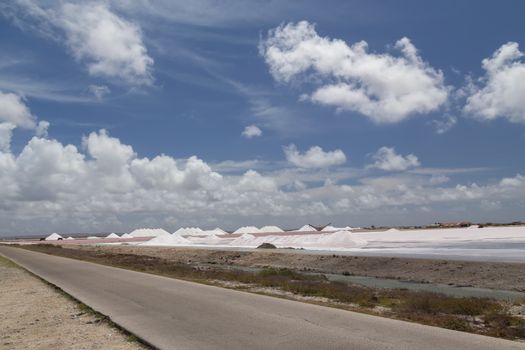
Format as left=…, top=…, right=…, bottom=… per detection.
left=257, top=243, right=277, bottom=249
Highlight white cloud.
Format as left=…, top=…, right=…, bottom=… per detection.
left=284, top=144, right=346, bottom=168
left=369, top=147, right=420, bottom=171
left=464, top=42, right=525, bottom=123
left=241, top=125, right=262, bottom=138
left=1, top=1, right=154, bottom=86
left=210, top=159, right=265, bottom=173
left=238, top=170, right=277, bottom=192
left=0, top=91, right=36, bottom=128
left=432, top=114, right=457, bottom=134
left=35, top=120, right=49, bottom=138
left=0, top=123, right=16, bottom=152
left=0, top=128, right=524, bottom=234
left=260, top=21, right=448, bottom=123
left=59, top=3, right=154, bottom=85
left=500, top=174, right=524, bottom=187
left=88, top=85, right=111, bottom=100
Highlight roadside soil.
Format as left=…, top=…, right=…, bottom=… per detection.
left=0, top=256, right=147, bottom=350
left=51, top=244, right=525, bottom=292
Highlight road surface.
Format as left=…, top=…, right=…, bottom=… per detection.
left=0, top=246, right=523, bottom=350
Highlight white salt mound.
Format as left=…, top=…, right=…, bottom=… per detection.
left=233, top=226, right=261, bottom=234
left=211, top=227, right=228, bottom=234
left=259, top=225, right=284, bottom=233
left=386, top=228, right=400, bottom=233
left=45, top=233, right=63, bottom=241
left=200, top=228, right=226, bottom=236
left=121, top=233, right=133, bottom=238
left=228, top=233, right=256, bottom=246
left=66, top=236, right=75, bottom=240
left=87, top=236, right=99, bottom=240
left=228, top=230, right=366, bottom=250
left=173, top=227, right=204, bottom=236
left=468, top=225, right=479, bottom=229
left=142, top=234, right=191, bottom=246
left=298, top=224, right=317, bottom=232
left=315, top=231, right=367, bottom=248
left=186, top=234, right=226, bottom=245
left=106, top=233, right=120, bottom=239
left=129, top=228, right=171, bottom=237
left=322, top=225, right=353, bottom=232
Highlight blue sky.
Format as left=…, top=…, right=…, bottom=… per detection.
left=0, top=1, right=524, bottom=235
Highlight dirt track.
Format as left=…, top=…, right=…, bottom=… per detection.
left=54, top=245, right=525, bottom=292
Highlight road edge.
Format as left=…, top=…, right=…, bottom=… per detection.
left=0, top=250, right=159, bottom=350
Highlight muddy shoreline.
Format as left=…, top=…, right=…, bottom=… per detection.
left=57, top=245, right=525, bottom=292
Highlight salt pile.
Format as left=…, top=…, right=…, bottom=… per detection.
left=45, top=233, right=63, bottom=241
left=207, top=227, right=228, bottom=235
left=317, top=231, right=367, bottom=248
left=297, top=224, right=318, bottom=232
left=142, top=234, right=191, bottom=246
left=229, top=233, right=256, bottom=246
left=106, top=233, right=120, bottom=239
left=66, top=236, right=75, bottom=240
left=200, top=228, right=227, bottom=236
left=186, top=234, right=225, bottom=245
left=234, top=226, right=261, bottom=234
left=228, top=230, right=366, bottom=250
left=129, top=228, right=171, bottom=237
left=351, top=226, right=525, bottom=244
left=173, top=227, right=204, bottom=236
left=259, top=226, right=284, bottom=233
left=386, top=228, right=401, bottom=233
left=121, top=233, right=133, bottom=238
left=323, top=225, right=353, bottom=232
left=87, top=236, right=99, bottom=240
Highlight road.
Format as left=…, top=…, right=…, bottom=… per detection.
left=0, top=246, right=523, bottom=350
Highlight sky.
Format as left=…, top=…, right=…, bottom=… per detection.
left=0, top=0, right=524, bottom=236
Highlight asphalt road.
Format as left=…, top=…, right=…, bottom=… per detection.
left=1, top=246, right=523, bottom=350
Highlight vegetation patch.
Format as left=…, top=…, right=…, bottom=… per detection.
left=257, top=243, right=277, bottom=249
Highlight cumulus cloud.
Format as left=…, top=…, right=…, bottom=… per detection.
left=0, top=91, right=36, bottom=128
left=432, top=114, right=457, bottom=134
left=260, top=21, right=448, bottom=123
left=2, top=1, right=154, bottom=86
left=284, top=144, right=346, bottom=168
left=88, top=85, right=111, bottom=100
left=464, top=42, right=525, bottom=123
left=0, top=128, right=524, bottom=234
left=500, top=174, right=524, bottom=187
left=59, top=3, right=153, bottom=85
left=241, top=125, right=262, bottom=138
left=0, top=123, right=16, bottom=152
left=35, top=120, right=49, bottom=138
left=369, top=147, right=420, bottom=171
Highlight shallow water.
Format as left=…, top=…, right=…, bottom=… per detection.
left=196, top=263, right=525, bottom=302
left=323, top=274, right=524, bottom=302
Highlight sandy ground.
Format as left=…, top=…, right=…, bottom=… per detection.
left=0, top=256, right=147, bottom=350
left=58, top=245, right=525, bottom=292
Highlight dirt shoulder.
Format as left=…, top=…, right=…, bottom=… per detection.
left=0, top=255, right=148, bottom=350
left=57, top=245, right=525, bottom=292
